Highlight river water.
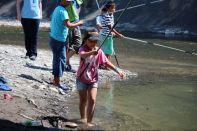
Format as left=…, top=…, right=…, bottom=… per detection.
left=68, top=37, right=197, bottom=130
left=1, top=27, right=197, bottom=130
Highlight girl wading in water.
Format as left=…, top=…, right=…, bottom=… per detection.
left=76, top=28, right=124, bottom=127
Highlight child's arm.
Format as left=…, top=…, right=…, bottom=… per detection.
left=64, top=20, right=83, bottom=28
left=39, top=0, right=42, bottom=19
left=97, top=24, right=103, bottom=30
left=16, top=0, right=22, bottom=21
left=108, top=24, right=123, bottom=37
left=106, top=61, right=124, bottom=78
left=80, top=49, right=98, bottom=59
left=113, top=29, right=124, bottom=37
left=96, top=16, right=103, bottom=30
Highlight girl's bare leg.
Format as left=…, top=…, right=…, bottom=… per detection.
left=87, top=87, right=97, bottom=124
left=79, top=89, right=88, bottom=122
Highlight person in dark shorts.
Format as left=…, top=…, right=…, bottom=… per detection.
left=65, top=0, right=83, bottom=73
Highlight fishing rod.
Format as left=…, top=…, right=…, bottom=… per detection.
left=115, top=0, right=165, bottom=13
left=114, top=53, right=120, bottom=67
left=78, top=0, right=133, bottom=78
left=95, top=0, right=100, bottom=9
left=123, top=36, right=197, bottom=56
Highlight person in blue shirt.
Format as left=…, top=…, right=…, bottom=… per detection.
left=16, top=0, right=42, bottom=60
left=50, top=0, right=83, bottom=89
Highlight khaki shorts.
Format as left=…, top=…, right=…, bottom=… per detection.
left=67, top=27, right=82, bottom=53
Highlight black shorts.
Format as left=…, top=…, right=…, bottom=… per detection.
left=67, top=27, right=82, bottom=53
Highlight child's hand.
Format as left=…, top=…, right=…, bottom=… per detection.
left=113, top=66, right=124, bottom=78
left=118, top=34, right=124, bottom=38
left=78, top=20, right=84, bottom=26
left=16, top=14, right=21, bottom=21
left=118, top=71, right=125, bottom=79
left=91, top=50, right=98, bottom=55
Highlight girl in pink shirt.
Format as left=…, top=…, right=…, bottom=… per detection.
left=76, top=28, right=124, bottom=127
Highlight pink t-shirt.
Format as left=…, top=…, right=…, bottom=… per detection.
left=77, top=46, right=108, bottom=84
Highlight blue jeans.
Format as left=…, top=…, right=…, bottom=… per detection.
left=49, top=37, right=66, bottom=77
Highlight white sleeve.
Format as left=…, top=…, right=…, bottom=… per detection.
left=96, top=16, right=101, bottom=25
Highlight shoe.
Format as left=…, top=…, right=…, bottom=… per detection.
left=29, top=55, right=36, bottom=61
left=58, top=84, right=69, bottom=91
left=24, top=55, right=29, bottom=59
left=65, top=64, right=76, bottom=73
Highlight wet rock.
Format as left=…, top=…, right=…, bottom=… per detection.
left=32, top=85, right=40, bottom=89
left=58, top=88, right=66, bottom=95
left=64, top=121, right=78, bottom=128
left=25, top=98, right=38, bottom=108
left=49, top=87, right=58, bottom=93
left=39, top=85, right=47, bottom=90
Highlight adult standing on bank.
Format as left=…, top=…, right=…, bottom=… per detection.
left=16, top=0, right=42, bottom=60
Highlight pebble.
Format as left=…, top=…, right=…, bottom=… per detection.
left=49, top=87, right=59, bottom=93
left=64, top=122, right=78, bottom=128
left=39, top=85, right=47, bottom=90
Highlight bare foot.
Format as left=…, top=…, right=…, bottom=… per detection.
left=78, top=118, right=87, bottom=124
left=87, top=122, right=95, bottom=127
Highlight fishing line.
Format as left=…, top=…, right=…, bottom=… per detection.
left=115, top=0, right=165, bottom=13
left=82, top=9, right=100, bottom=23
left=123, top=36, right=197, bottom=56
left=82, top=0, right=165, bottom=23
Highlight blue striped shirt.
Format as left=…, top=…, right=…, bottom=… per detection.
left=100, top=12, right=114, bottom=36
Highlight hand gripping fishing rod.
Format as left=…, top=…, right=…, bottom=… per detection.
left=78, top=0, right=133, bottom=79
left=123, top=36, right=197, bottom=56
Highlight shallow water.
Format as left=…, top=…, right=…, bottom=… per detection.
left=1, top=26, right=197, bottom=130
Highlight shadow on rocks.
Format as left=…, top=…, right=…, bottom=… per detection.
left=18, top=74, right=43, bottom=83
left=0, top=119, right=65, bottom=131
left=24, top=63, right=51, bottom=71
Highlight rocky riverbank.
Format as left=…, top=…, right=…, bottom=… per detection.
left=0, top=18, right=50, bottom=28
left=0, top=44, right=137, bottom=130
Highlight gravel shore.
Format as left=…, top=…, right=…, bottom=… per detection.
left=0, top=44, right=137, bottom=130
left=0, top=18, right=50, bottom=28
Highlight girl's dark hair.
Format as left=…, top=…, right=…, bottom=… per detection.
left=101, top=7, right=107, bottom=12
left=105, top=0, right=115, bottom=9
left=81, top=27, right=98, bottom=46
